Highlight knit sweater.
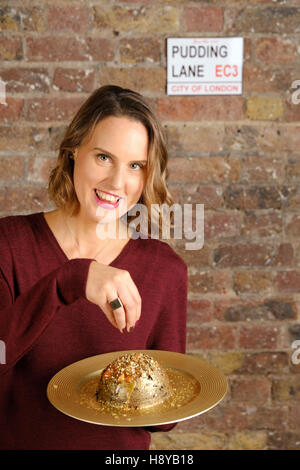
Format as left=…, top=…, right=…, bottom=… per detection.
left=0, top=212, right=187, bottom=450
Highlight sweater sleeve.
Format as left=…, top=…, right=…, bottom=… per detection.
left=147, top=256, right=188, bottom=434
left=0, top=258, right=94, bottom=375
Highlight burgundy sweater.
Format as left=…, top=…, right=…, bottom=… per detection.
left=0, top=212, right=187, bottom=450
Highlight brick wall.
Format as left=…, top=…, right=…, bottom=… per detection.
left=1, top=0, right=300, bottom=450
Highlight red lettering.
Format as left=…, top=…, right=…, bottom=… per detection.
left=215, top=65, right=239, bottom=78
left=215, top=65, right=222, bottom=77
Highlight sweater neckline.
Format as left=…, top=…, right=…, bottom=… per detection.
left=37, top=211, right=135, bottom=267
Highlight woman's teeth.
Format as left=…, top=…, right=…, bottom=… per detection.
left=95, top=189, right=119, bottom=203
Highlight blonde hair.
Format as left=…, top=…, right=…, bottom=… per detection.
left=48, top=85, right=174, bottom=239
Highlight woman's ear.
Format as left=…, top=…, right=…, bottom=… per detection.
left=71, top=148, right=78, bottom=160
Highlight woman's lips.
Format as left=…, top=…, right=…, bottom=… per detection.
left=94, top=189, right=120, bottom=209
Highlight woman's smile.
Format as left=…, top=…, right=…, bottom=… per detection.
left=94, top=188, right=121, bottom=210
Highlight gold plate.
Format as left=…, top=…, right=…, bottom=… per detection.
left=47, top=350, right=228, bottom=427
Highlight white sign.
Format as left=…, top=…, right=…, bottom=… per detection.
left=167, top=37, right=243, bottom=95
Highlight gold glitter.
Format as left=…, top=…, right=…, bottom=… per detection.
left=78, top=368, right=200, bottom=420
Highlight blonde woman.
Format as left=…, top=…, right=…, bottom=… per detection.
left=0, top=86, right=187, bottom=450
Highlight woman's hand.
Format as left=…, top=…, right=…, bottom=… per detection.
left=85, top=261, right=141, bottom=333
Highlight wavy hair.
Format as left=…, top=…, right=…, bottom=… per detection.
left=48, top=85, right=174, bottom=238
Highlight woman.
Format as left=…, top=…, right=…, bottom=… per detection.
left=0, top=85, right=187, bottom=450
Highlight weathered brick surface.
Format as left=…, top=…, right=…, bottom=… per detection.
left=1, top=0, right=299, bottom=451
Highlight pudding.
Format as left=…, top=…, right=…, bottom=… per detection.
left=96, top=352, right=171, bottom=410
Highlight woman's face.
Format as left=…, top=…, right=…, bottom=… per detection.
left=72, top=115, right=148, bottom=227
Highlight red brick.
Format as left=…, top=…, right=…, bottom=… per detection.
left=174, top=243, right=211, bottom=268
left=287, top=158, right=300, bottom=181
left=166, top=124, right=224, bottom=155
left=99, top=66, right=165, bottom=94
left=283, top=185, right=300, bottom=210
left=156, top=96, right=243, bottom=121
left=0, top=98, right=23, bottom=123
left=233, top=270, right=274, bottom=294
left=93, top=4, right=179, bottom=33
left=0, top=185, right=50, bottom=216
left=185, top=6, right=224, bottom=32
left=26, top=37, right=114, bottom=62
left=289, top=405, right=300, bottom=431
left=243, top=65, right=297, bottom=93
left=244, top=186, right=282, bottom=210
left=275, top=270, right=300, bottom=293
left=120, top=37, right=161, bottom=63
left=285, top=100, right=300, bottom=122
left=255, top=37, right=298, bottom=63
left=242, top=212, right=283, bottom=238
left=226, top=6, right=300, bottom=34
left=214, top=242, right=293, bottom=268
left=187, top=324, right=236, bottom=350
left=267, top=430, right=300, bottom=450
left=168, top=157, right=240, bottom=183
left=205, top=212, right=242, bottom=239
left=215, top=298, right=296, bottom=322
left=243, top=156, right=285, bottom=182
left=188, top=266, right=231, bottom=295
left=239, top=352, right=289, bottom=375
left=285, top=213, right=300, bottom=237
left=0, top=126, right=49, bottom=152
left=25, top=97, right=85, bottom=122
left=239, top=325, right=281, bottom=349
left=224, top=124, right=300, bottom=154
left=188, top=269, right=214, bottom=294
left=53, top=68, right=95, bottom=93
left=0, top=67, right=50, bottom=93
left=198, top=404, right=249, bottom=432
left=0, top=155, right=25, bottom=181
left=231, top=376, right=271, bottom=404
left=248, top=405, right=289, bottom=431
left=177, top=184, right=223, bottom=210
left=47, top=5, right=89, bottom=33
left=187, top=299, right=212, bottom=324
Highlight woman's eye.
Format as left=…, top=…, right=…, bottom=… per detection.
left=96, top=153, right=110, bottom=162
left=131, top=162, right=144, bottom=170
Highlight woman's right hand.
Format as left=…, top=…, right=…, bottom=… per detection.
left=85, top=261, right=141, bottom=333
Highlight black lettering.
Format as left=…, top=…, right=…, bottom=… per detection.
left=219, top=45, right=228, bottom=58
left=172, top=46, right=179, bottom=58
left=198, top=45, right=206, bottom=58
left=190, top=46, right=197, bottom=58
left=181, top=46, right=188, bottom=58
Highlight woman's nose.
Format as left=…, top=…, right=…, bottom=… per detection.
left=109, top=164, right=125, bottom=189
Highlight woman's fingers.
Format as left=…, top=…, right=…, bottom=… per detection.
left=85, top=261, right=141, bottom=333
left=114, top=283, right=140, bottom=332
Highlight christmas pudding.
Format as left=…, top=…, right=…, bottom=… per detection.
left=96, top=352, right=171, bottom=410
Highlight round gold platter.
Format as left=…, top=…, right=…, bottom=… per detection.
left=47, top=349, right=228, bottom=427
